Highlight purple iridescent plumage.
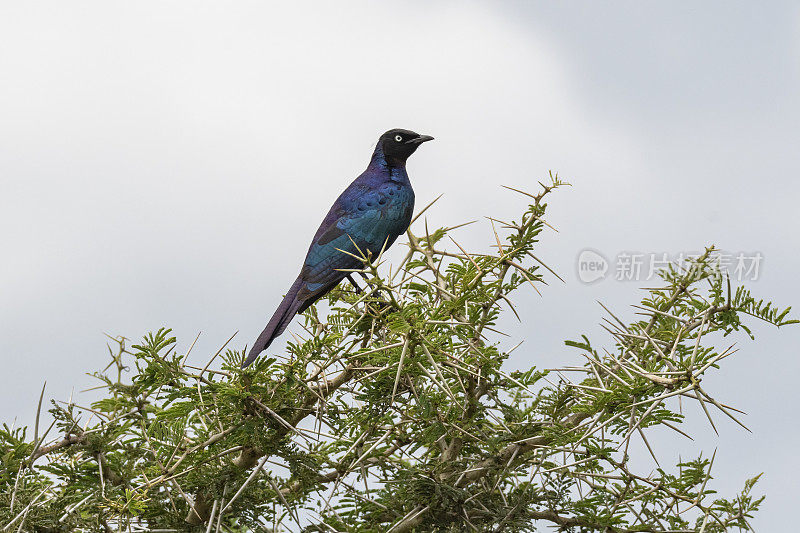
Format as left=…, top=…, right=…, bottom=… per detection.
left=243, top=129, right=432, bottom=368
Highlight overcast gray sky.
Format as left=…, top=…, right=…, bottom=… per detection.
left=1, top=1, right=799, bottom=529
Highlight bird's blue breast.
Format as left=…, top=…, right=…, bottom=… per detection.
left=300, top=167, right=414, bottom=294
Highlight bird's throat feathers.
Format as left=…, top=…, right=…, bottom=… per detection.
left=368, top=143, right=409, bottom=180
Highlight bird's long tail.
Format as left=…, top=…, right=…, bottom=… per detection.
left=242, top=276, right=305, bottom=368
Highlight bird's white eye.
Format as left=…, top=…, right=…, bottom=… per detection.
left=395, top=135, right=403, bottom=142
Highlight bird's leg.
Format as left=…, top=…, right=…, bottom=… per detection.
left=356, top=271, right=393, bottom=312
left=347, top=273, right=385, bottom=316
left=357, top=271, right=373, bottom=287
left=349, top=271, right=387, bottom=305
left=346, top=274, right=364, bottom=294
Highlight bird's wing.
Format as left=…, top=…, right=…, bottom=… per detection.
left=299, top=182, right=411, bottom=300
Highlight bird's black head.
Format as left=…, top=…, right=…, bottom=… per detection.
left=379, top=129, right=434, bottom=165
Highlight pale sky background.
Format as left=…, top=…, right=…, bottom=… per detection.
left=1, top=1, right=799, bottom=530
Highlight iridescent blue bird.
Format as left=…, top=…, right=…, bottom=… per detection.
left=242, top=129, right=433, bottom=368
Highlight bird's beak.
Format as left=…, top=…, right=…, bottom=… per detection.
left=407, top=135, right=434, bottom=144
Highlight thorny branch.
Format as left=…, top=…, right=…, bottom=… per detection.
left=2, top=175, right=793, bottom=532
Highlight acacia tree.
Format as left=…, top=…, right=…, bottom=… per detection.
left=1, top=177, right=795, bottom=532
